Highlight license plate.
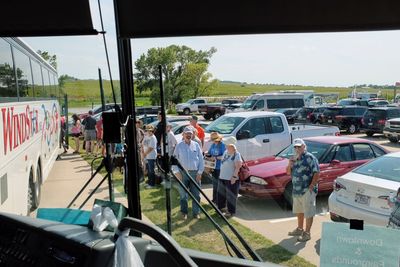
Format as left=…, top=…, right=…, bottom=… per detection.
left=355, top=193, right=370, bottom=205
left=368, top=123, right=373, bottom=126
left=328, top=119, right=332, bottom=123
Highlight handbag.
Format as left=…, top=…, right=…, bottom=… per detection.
left=237, top=154, right=250, bottom=181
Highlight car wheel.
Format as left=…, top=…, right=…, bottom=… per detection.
left=388, top=137, right=399, bottom=143
left=347, top=124, right=357, bottom=134
left=283, top=182, right=293, bottom=207
left=183, top=108, right=190, bottom=115
left=315, top=120, right=321, bottom=125
left=366, top=131, right=374, bottom=137
left=204, top=114, right=211, bottom=120
left=213, top=112, right=221, bottom=120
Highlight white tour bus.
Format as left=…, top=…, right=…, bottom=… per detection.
left=235, top=92, right=305, bottom=112
left=0, top=37, right=60, bottom=215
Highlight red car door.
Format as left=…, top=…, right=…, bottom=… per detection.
left=318, top=144, right=355, bottom=193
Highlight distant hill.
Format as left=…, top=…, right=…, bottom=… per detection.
left=63, top=79, right=396, bottom=107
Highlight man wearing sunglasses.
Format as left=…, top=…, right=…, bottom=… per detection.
left=286, top=138, right=320, bottom=242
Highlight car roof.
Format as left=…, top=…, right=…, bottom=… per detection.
left=223, top=111, right=281, bottom=117
left=303, top=136, right=374, bottom=145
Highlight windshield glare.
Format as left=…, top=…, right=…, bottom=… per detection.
left=241, top=99, right=257, bottom=109
left=205, top=116, right=245, bottom=134
left=276, top=141, right=330, bottom=160
left=353, top=156, right=400, bottom=182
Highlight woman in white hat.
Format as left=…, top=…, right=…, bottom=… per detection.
left=218, top=136, right=242, bottom=217
left=206, top=132, right=226, bottom=204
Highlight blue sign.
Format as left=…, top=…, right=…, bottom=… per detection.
left=320, top=222, right=400, bottom=267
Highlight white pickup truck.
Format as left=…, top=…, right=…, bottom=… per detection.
left=203, top=111, right=340, bottom=160
left=176, top=98, right=207, bottom=115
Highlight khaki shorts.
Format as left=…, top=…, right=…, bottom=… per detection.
left=292, top=190, right=316, bottom=218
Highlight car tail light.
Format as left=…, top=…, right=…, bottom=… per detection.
left=361, top=118, right=365, bottom=125
left=377, top=119, right=386, bottom=125
left=333, top=180, right=346, bottom=191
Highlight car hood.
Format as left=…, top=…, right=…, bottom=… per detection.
left=247, top=156, right=289, bottom=178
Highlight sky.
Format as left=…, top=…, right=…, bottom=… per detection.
left=24, top=0, right=400, bottom=88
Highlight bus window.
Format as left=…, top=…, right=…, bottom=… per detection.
left=31, top=60, right=44, bottom=97
left=0, top=39, right=17, bottom=98
left=42, top=68, right=51, bottom=97
left=13, top=47, right=34, bottom=98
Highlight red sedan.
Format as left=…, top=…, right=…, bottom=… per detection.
left=239, top=136, right=388, bottom=204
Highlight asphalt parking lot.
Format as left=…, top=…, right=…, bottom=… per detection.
left=202, top=132, right=400, bottom=265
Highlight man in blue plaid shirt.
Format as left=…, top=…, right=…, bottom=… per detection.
left=286, top=138, right=320, bottom=242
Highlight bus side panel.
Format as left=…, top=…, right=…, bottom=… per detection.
left=0, top=100, right=60, bottom=215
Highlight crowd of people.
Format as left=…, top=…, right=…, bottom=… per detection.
left=70, top=110, right=104, bottom=156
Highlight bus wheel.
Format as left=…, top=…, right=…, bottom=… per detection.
left=28, top=167, right=41, bottom=212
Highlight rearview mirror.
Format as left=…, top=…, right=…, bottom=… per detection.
left=237, top=130, right=250, bottom=140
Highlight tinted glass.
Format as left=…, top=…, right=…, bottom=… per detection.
left=13, top=47, right=33, bottom=98
left=354, top=156, right=400, bottom=182
left=268, top=116, right=284, bottom=133
left=341, top=108, right=355, bottom=116
left=353, top=143, right=374, bottom=160
left=324, top=108, right=342, bottom=116
left=387, top=109, right=400, bottom=118
left=338, top=99, right=355, bottom=105
left=0, top=39, right=17, bottom=97
left=241, top=99, right=257, bottom=109
left=365, top=109, right=386, bottom=118
left=31, top=60, right=43, bottom=97
left=355, top=108, right=367, bottom=116
left=239, top=117, right=266, bottom=138
left=333, top=145, right=352, bottom=162
left=370, top=144, right=386, bottom=157
left=205, top=116, right=245, bottom=134
left=267, top=98, right=304, bottom=109
left=277, top=141, right=330, bottom=160
left=254, top=100, right=264, bottom=110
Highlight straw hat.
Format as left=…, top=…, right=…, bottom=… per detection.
left=210, top=132, right=223, bottom=142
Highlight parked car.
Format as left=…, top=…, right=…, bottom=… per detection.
left=383, top=117, right=400, bottom=143
left=320, top=106, right=368, bottom=134
left=198, top=103, right=226, bottom=120
left=239, top=136, right=388, bottom=205
left=203, top=111, right=340, bottom=160
left=337, top=98, right=369, bottom=106
left=360, top=107, right=400, bottom=137
left=275, top=108, right=300, bottom=124
left=328, top=152, right=400, bottom=226
left=292, top=107, right=317, bottom=124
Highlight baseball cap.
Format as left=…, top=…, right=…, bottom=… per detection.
left=293, top=138, right=305, bottom=147
left=183, top=126, right=193, bottom=134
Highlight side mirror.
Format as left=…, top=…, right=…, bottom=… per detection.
left=237, top=130, right=250, bottom=140
left=330, top=159, right=341, bottom=165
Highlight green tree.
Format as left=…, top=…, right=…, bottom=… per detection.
left=37, top=50, right=57, bottom=70
left=134, top=45, right=218, bottom=107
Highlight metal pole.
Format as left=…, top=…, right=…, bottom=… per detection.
left=99, top=68, right=105, bottom=111
left=159, top=65, right=172, bottom=234
left=113, top=0, right=142, bottom=228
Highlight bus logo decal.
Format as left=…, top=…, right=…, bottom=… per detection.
left=1, top=105, right=39, bottom=155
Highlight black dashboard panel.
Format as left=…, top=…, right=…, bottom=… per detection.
left=0, top=212, right=115, bottom=267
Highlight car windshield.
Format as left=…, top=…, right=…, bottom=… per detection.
left=186, top=99, right=194, bottom=104
left=205, top=116, right=245, bottom=134
left=241, top=99, right=257, bottom=109
left=276, top=140, right=331, bottom=160
left=353, top=156, right=400, bottom=182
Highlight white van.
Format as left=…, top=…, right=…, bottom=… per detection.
left=234, top=93, right=305, bottom=112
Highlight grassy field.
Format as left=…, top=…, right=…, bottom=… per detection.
left=63, top=79, right=397, bottom=107
left=69, top=137, right=315, bottom=267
